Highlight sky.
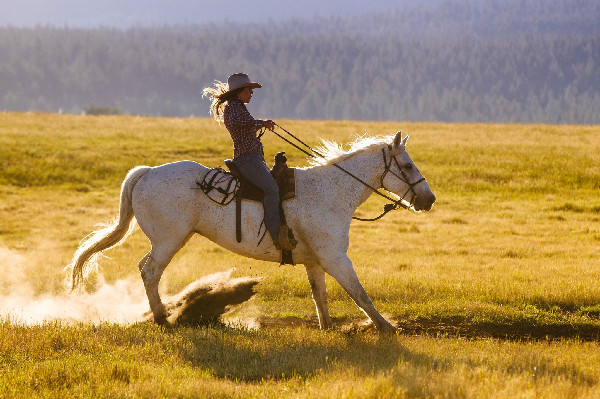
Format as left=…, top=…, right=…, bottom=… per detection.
left=0, top=0, right=432, bottom=27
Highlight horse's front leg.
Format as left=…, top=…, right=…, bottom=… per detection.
left=321, top=254, right=397, bottom=333
left=304, top=262, right=333, bottom=329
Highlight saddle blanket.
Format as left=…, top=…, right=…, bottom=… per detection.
left=197, top=166, right=296, bottom=205
left=196, top=167, right=239, bottom=205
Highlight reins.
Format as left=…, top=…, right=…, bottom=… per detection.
left=267, top=123, right=415, bottom=221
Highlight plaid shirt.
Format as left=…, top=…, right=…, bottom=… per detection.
left=224, top=98, right=264, bottom=158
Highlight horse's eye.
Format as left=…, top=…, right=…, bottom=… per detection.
left=404, top=163, right=413, bottom=170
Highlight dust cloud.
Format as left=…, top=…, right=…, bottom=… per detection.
left=156, top=269, right=262, bottom=326
left=0, top=246, right=261, bottom=326
left=0, top=245, right=149, bottom=324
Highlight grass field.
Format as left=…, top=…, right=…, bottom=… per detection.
left=1, top=112, right=599, bottom=398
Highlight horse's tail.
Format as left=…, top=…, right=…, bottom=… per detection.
left=67, top=166, right=151, bottom=291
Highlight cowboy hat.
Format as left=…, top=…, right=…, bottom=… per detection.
left=227, top=73, right=262, bottom=93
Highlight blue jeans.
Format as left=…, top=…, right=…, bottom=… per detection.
left=233, top=152, right=280, bottom=244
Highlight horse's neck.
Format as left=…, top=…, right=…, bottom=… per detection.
left=316, top=147, right=383, bottom=213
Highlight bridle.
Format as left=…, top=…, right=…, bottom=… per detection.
left=379, top=145, right=427, bottom=211
left=267, top=123, right=427, bottom=221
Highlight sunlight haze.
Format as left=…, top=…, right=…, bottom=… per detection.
left=0, top=0, right=420, bottom=27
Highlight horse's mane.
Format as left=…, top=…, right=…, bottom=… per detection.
left=307, top=134, right=392, bottom=167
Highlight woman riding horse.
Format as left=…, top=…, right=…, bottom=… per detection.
left=203, top=73, right=297, bottom=251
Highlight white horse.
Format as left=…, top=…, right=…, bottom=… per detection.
left=68, top=131, right=436, bottom=332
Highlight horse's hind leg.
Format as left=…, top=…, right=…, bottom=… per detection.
left=139, top=236, right=190, bottom=325
left=304, top=262, right=333, bottom=329
left=139, top=249, right=172, bottom=324
left=138, top=252, right=151, bottom=272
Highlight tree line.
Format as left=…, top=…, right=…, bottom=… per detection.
left=0, top=0, right=599, bottom=124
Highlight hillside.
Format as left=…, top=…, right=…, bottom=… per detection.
left=0, top=0, right=599, bottom=123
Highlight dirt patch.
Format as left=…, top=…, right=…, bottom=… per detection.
left=256, top=316, right=379, bottom=333
left=396, top=316, right=600, bottom=341
left=146, top=269, right=262, bottom=326
left=254, top=315, right=600, bottom=341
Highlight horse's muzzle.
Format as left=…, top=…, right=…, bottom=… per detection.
left=414, top=192, right=436, bottom=211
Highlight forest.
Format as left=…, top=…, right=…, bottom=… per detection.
left=0, top=0, right=599, bottom=124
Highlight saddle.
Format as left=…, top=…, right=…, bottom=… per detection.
left=223, top=152, right=296, bottom=264
left=224, top=152, right=296, bottom=204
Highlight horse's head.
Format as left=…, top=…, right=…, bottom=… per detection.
left=381, top=132, right=436, bottom=212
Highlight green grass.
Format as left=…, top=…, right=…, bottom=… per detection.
left=1, top=112, right=600, bottom=398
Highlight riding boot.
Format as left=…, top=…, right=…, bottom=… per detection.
left=278, top=225, right=297, bottom=251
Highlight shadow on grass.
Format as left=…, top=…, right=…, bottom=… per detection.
left=155, top=279, right=600, bottom=382
left=174, top=321, right=443, bottom=382
left=169, top=313, right=600, bottom=384
left=255, top=314, right=600, bottom=342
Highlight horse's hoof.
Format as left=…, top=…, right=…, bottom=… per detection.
left=379, top=323, right=399, bottom=334
left=154, top=315, right=170, bottom=326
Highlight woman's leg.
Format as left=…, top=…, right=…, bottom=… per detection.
left=233, top=152, right=281, bottom=244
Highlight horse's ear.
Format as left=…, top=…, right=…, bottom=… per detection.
left=402, top=134, right=410, bottom=146
left=393, top=131, right=402, bottom=148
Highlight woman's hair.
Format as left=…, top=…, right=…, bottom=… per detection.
left=202, top=81, right=244, bottom=122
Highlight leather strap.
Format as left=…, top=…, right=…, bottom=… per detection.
left=235, top=195, right=242, bottom=243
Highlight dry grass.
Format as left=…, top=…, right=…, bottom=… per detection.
left=1, top=112, right=600, bottom=398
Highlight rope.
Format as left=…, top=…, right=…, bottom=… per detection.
left=268, top=123, right=410, bottom=220
left=351, top=203, right=400, bottom=222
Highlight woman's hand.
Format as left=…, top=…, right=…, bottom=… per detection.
left=262, top=120, right=275, bottom=130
